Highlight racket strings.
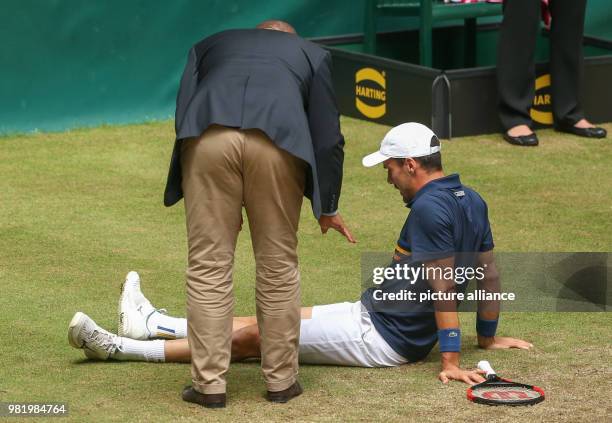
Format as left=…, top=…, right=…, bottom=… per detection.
left=472, top=385, right=542, bottom=400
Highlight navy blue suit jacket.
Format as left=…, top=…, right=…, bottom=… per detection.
left=164, top=29, right=345, bottom=218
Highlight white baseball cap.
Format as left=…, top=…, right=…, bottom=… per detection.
left=362, top=122, right=441, bottom=167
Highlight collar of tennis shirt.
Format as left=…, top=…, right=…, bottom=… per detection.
left=406, top=173, right=462, bottom=208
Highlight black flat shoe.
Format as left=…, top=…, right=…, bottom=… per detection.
left=182, top=386, right=226, bottom=409
left=503, top=132, right=539, bottom=146
left=556, top=123, right=607, bottom=138
left=266, top=381, right=303, bottom=403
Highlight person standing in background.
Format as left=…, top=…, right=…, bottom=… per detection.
left=497, top=0, right=607, bottom=146
left=163, top=20, right=355, bottom=408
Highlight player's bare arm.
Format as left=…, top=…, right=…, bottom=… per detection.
left=475, top=250, right=533, bottom=351
left=425, top=257, right=486, bottom=385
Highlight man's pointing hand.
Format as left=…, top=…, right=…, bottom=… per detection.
left=318, top=213, right=356, bottom=243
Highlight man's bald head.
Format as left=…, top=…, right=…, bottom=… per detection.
left=256, top=20, right=296, bottom=34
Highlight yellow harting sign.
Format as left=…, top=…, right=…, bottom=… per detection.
left=530, top=74, right=553, bottom=125
left=355, top=67, right=386, bottom=119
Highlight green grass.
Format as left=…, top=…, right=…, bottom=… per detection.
left=1, top=117, right=610, bottom=422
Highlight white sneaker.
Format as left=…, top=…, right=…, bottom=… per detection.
left=118, top=271, right=157, bottom=340
left=68, top=312, right=119, bottom=360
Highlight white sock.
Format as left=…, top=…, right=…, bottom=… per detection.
left=112, top=337, right=166, bottom=362
left=146, top=311, right=188, bottom=339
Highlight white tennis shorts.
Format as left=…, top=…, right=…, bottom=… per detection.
left=297, top=301, right=407, bottom=367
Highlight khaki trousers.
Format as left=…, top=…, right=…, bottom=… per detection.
left=181, top=125, right=306, bottom=395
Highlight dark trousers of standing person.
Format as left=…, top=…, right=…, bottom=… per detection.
left=497, top=0, right=587, bottom=131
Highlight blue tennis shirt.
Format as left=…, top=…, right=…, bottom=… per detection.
left=361, top=173, right=494, bottom=361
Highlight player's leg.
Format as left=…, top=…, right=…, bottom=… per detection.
left=298, top=302, right=407, bottom=367
left=170, top=311, right=313, bottom=362
left=69, top=303, right=319, bottom=362
left=119, top=271, right=188, bottom=340
left=162, top=309, right=314, bottom=362
left=154, top=324, right=262, bottom=362
left=229, top=307, right=319, bottom=362
left=69, top=269, right=315, bottom=365
left=68, top=312, right=166, bottom=362
left=165, top=320, right=262, bottom=363
left=163, top=338, right=191, bottom=362
left=120, top=271, right=260, bottom=341
left=300, top=307, right=313, bottom=319
left=229, top=302, right=407, bottom=366
left=68, top=312, right=259, bottom=363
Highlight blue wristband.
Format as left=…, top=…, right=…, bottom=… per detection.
left=438, top=328, right=461, bottom=352
left=476, top=316, right=498, bottom=337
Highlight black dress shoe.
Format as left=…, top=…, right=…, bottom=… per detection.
left=266, top=381, right=303, bottom=403
left=556, top=123, right=607, bottom=138
left=182, top=386, right=226, bottom=408
left=503, top=132, right=539, bottom=146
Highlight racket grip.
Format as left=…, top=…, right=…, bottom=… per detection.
left=477, top=360, right=497, bottom=377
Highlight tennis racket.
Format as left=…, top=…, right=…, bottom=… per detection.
left=467, top=361, right=545, bottom=406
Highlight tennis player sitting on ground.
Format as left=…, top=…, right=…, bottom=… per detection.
left=68, top=123, right=532, bottom=385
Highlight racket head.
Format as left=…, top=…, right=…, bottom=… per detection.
left=467, top=376, right=545, bottom=406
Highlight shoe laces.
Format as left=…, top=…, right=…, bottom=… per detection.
left=88, top=329, right=118, bottom=355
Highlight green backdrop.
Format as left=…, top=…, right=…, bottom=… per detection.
left=1, top=0, right=610, bottom=134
